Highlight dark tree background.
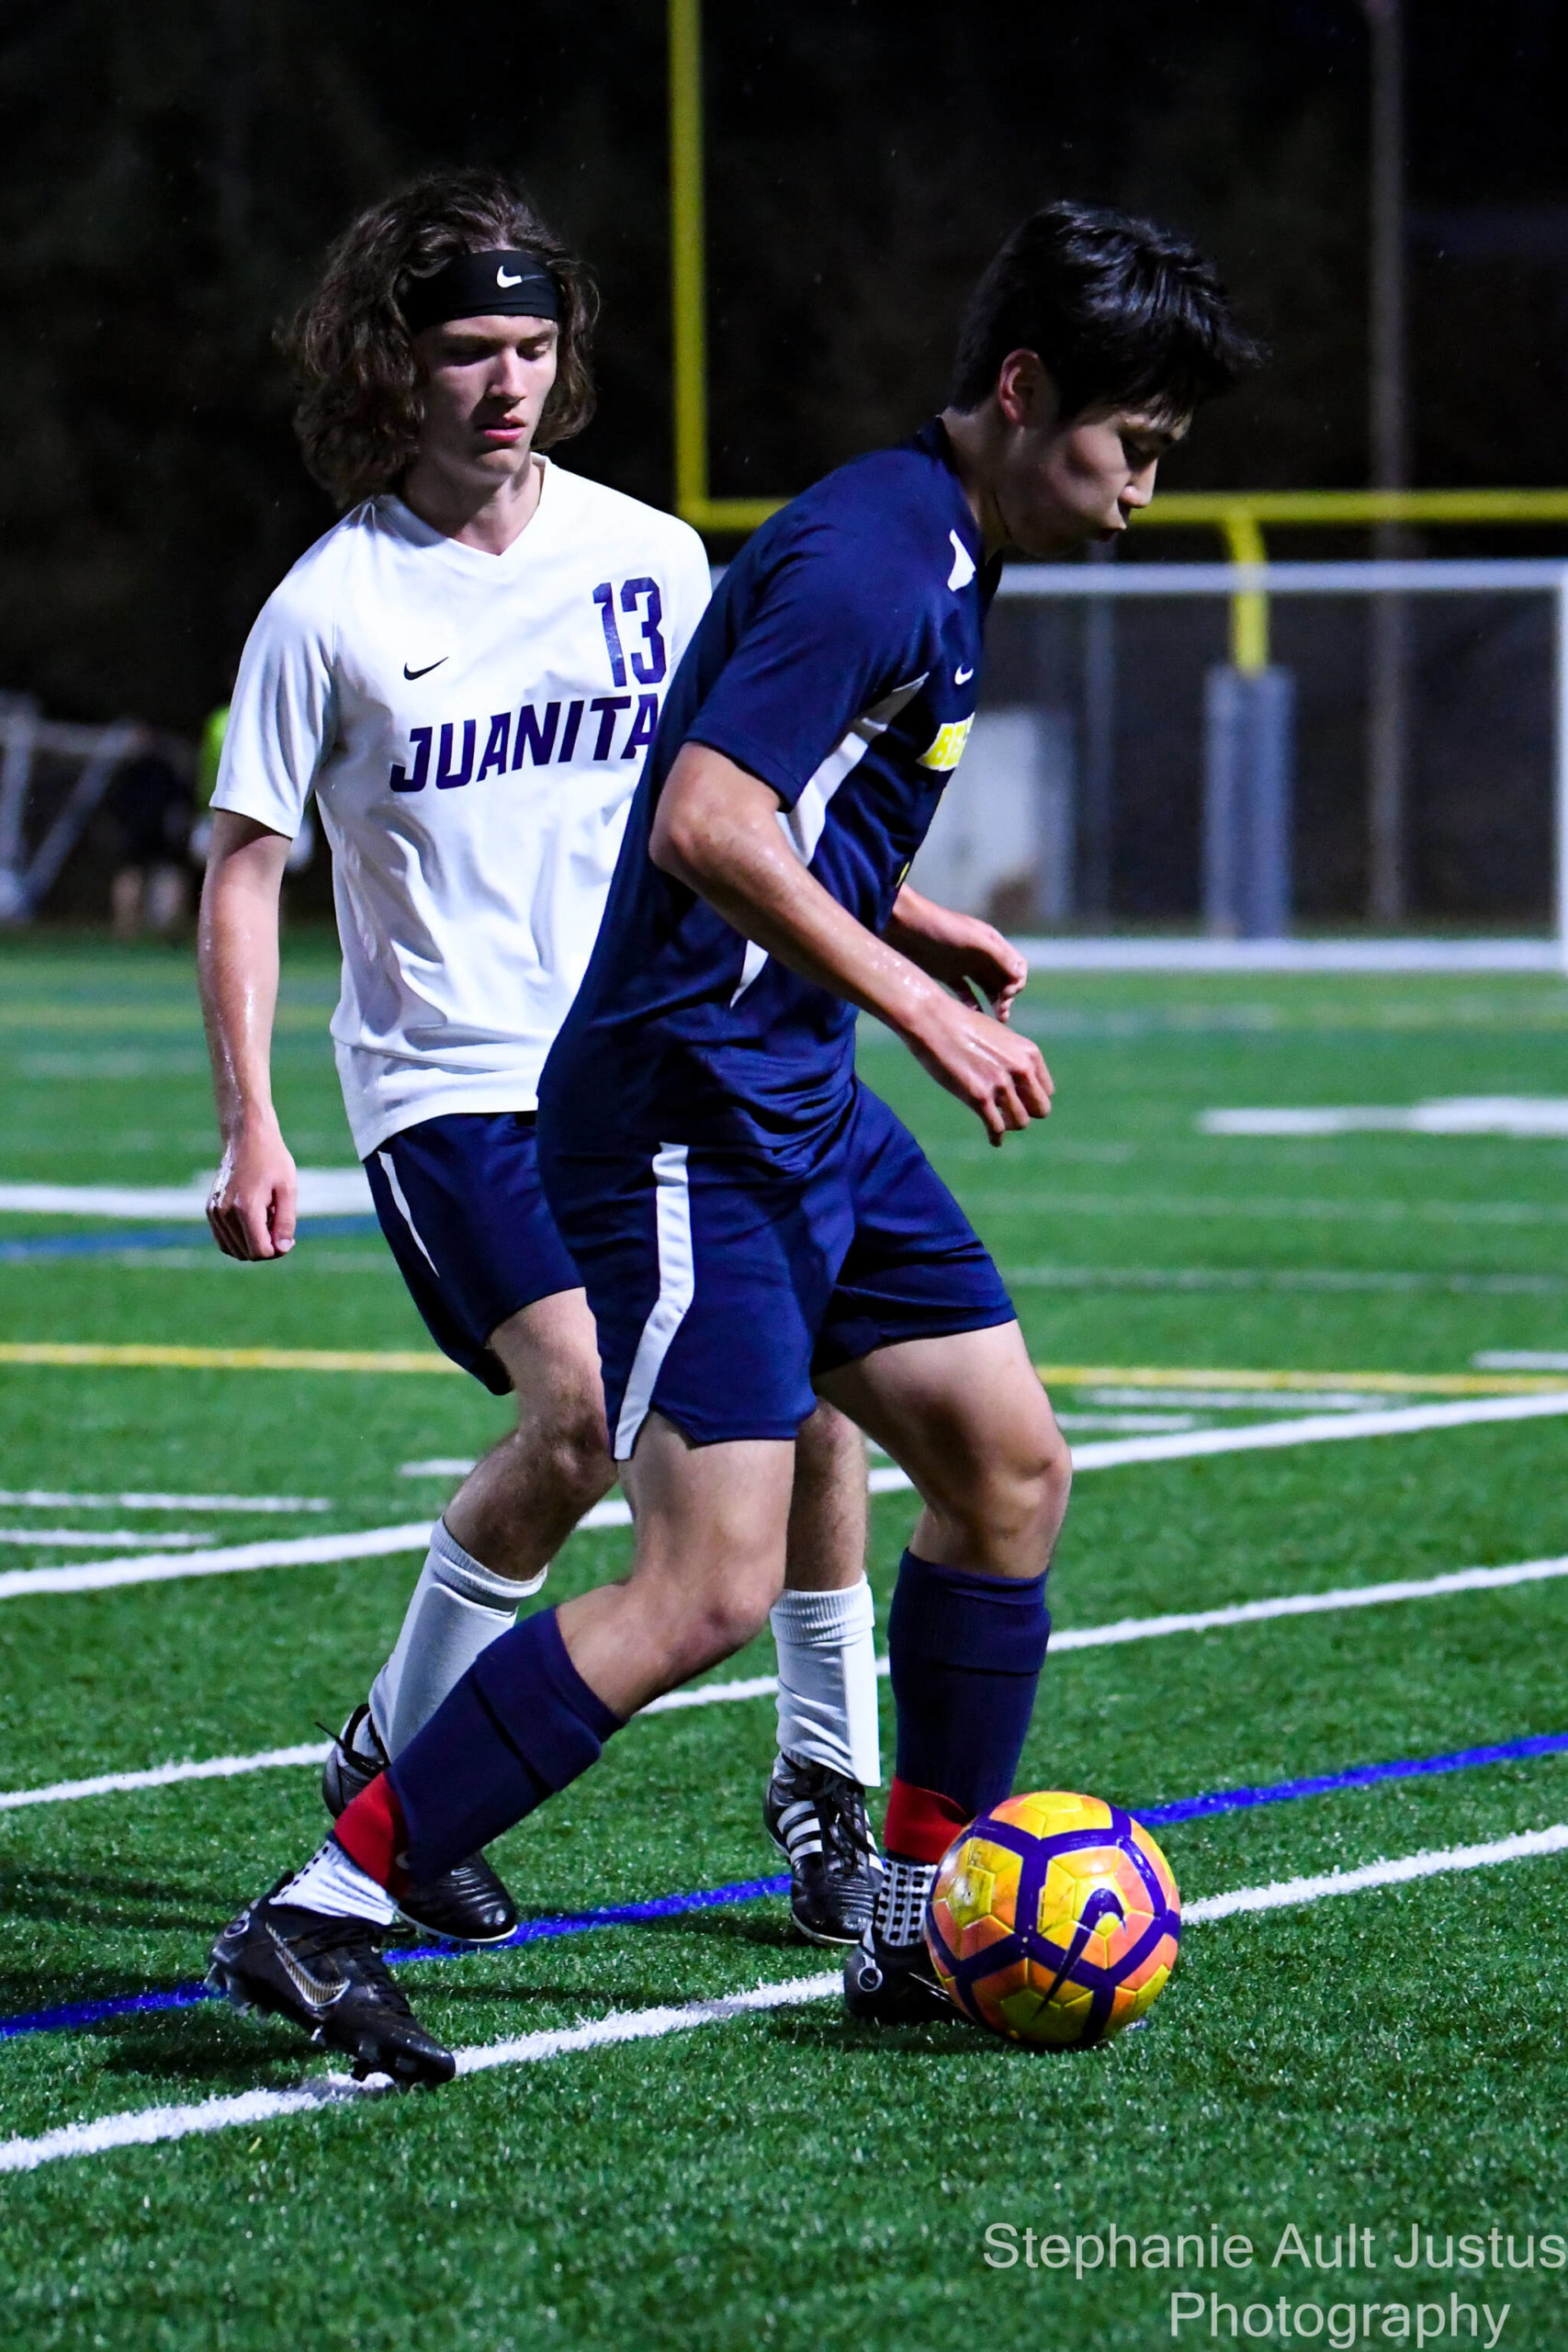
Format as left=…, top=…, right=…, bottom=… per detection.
left=1, top=0, right=1565, bottom=734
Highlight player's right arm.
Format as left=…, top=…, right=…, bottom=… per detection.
left=650, top=745, right=1052, bottom=1145
left=197, top=558, right=337, bottom=1257
left=199, top=814, right=299, bottom=1259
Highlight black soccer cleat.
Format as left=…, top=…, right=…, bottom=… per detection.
left=322, top=1703, right=518, bottom=1947
left=764, top=1752, right=884, bottom=1946
left=208, top=1883, right=457, bottom=2087
left=840, top=1857, right=955, bottom=2025
left=841, top=1926, right=955, bottom=2026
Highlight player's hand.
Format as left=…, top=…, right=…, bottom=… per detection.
left=904, top=991, right=1053, bottom=1146
left=885, top=889, right=1028, bottom=1021
left=207, top=1115, right=299, bottom=1260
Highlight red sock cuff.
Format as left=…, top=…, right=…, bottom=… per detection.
left=333, top=1771, right=411, bottom=1897
left=884, top=1777, right=971, bottom=1865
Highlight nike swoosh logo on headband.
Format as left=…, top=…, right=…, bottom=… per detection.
left=496, top=266, right=523, bottom=288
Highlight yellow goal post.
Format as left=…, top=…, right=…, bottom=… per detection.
left=666, top=0, right=1568, bottom=679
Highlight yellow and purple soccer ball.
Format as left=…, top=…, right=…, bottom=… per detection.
left=925, top=1791, right=1181, bottom=2048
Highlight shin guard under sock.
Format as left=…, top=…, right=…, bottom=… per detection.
left=385, top=1606, right=622, bottom=1882
left=884, top=1549, right=1050, bottom=1861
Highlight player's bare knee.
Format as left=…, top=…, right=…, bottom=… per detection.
left=1001, top=1428, right=1070, bottom=1553
left=534, top=1396, right=615, bottom=1513
left=922, top=1423, right=1069, bottom=1568
left=666, top=1586, right=774, bottom=1680
left=1034, top=1420, right=1073, bottom=1540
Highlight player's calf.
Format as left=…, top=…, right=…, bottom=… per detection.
left=445, top=1388, right=614, bottom=1583
left=322, top=1702, right=517, bottom=1945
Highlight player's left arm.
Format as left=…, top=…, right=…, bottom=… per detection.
left=651, top=745, right=1052, bottom=1144
left=883, top=886, right=1027, bottom=1023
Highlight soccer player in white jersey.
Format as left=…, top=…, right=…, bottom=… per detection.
left=197, top=170, right=885, bottom=1953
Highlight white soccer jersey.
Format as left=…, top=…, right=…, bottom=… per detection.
left=213, top=459, right=712, bottom=1155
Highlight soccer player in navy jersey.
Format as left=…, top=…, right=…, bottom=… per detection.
left=210, top=200, right=1258, bottom=2082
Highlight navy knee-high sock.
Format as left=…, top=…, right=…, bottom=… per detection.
left=343, top=1607, right=622, bottom=1884
left=884, top=1550, right=1050, bottom=1863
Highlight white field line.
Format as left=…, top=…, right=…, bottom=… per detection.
left=0, top=1529, right=209, bottom=1550
left=7, top=1394, right=1568, bottom=1604
left=1078, top=1386, right=1390, bottom=1412
left=10, top=1549, right=1568, bottom=1805
left=0, top=1170, right=373, bottom=1220
left=1201, top=1097, right=1568, bottom=1139
left=1056, top=1413, right=1200, bottom=1434
left=1047, top=1551, right=1568, bottom=1651
left=1004, top=935, right=1560, bottom=975
left=0, top=1490, right=331, bottom=1513
left=1067, top=1388, right=1568, bottom=1471
left=0, top=1973, right=842, bottom=2175
left=644, top=1672, right=782, bottom=1716
left=1182, top=1821, right=1568, bottom=1922
left=649, top=1549, right=1568, bottom=1709
left=974, top=1190, right=1568, bottom=1227
left=0, top=1746, right=327, bottom=1813
left=0, top=1522, right=433, bottom=1601
left=8, top=1822, right=1568, bottom=2172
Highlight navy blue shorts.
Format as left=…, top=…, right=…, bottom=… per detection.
left=365, top=1113, right=582, bottom=1395
left=538, top=1081, right=1015, bottom=1455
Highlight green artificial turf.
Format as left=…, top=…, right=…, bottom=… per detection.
left=2, top=935, right=1568, bottom=2349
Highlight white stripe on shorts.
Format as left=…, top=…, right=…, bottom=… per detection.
left=613, top=1145, right=695, bottom=1461
left=375, top=1150, right=439, bottom=1276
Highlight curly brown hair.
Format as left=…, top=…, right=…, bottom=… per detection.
left=284, top=168, right=598, bottom=508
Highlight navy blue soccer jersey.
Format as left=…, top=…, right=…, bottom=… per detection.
left=540, top=420, right=998, bottom=1156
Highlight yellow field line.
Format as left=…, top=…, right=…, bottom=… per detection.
left=0, top=1343, right=1562, bottom=1396
left=0, top=1343, right=457, bottom=1374
left=1035, top=1364, right=1568, bottom=1396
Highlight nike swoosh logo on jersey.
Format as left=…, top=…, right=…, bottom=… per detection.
left=496, top=266, right=523, bottom=287
left=403, top=658, right=448, bottom=680
left=954, top=664, right=975, bottom=684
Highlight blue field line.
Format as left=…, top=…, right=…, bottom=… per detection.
left=0, top=1873, right=794, bottom=2041
left=5, top=1730, right=1567, bottom=2044
left=1136, top=1728, right=1568, bottom=1825
left=0, top=1217, right=380, bottom=1261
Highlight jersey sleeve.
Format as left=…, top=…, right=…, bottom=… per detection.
left=684, top=520, right=926, bottom=810
left=210, top=565, right=339, bottom=840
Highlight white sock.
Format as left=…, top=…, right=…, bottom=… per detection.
left=770, top=1576, right=881, bottom=1788
left=276, top=1838, right=399, bottom=1928
left=369, top=1518, right=534, bottom=1758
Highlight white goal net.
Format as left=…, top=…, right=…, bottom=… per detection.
left=910, top=559, right=1568, bottom=957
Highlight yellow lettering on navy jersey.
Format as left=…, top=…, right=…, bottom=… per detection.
left=918, top=713, right=975, bottom=773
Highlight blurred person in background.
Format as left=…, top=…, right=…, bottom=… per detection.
left=191, top=696, right=313, bottom=880
left=107, top=726, right=194, bottom=935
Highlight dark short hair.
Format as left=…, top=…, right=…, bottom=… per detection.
left=284, top=167, right=598, bottom=508
left=949, top=200, right=1261, bottom=423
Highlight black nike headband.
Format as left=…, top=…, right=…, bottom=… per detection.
left=400, top=249, right=560, bottom=335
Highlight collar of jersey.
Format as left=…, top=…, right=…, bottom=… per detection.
left=378, top=457, right=566, bottom=574
left=908, top=417, right=984, bottom=566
